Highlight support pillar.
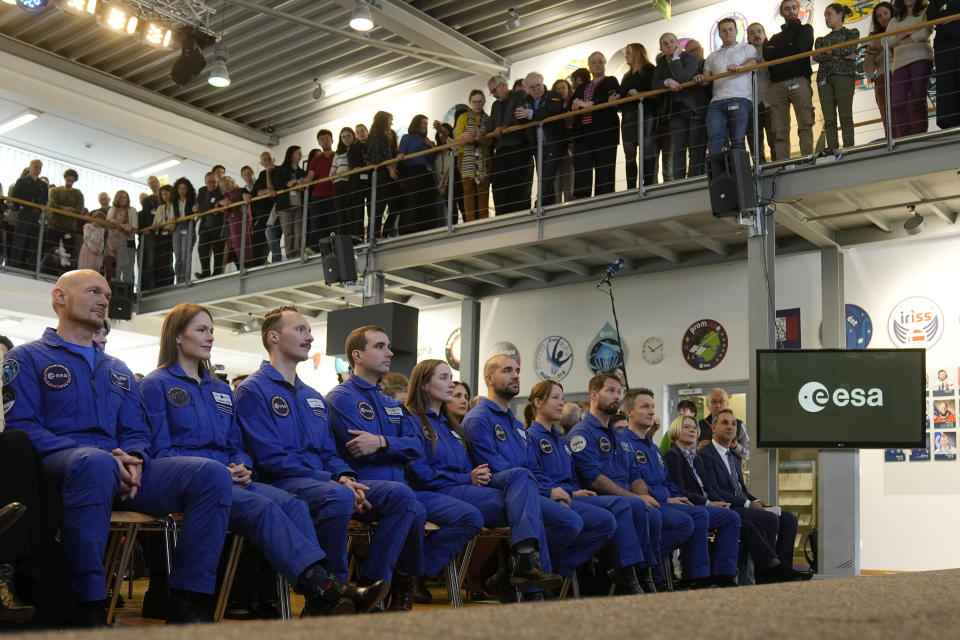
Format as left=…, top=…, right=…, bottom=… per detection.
left=460, top=298, right=480, bottom=397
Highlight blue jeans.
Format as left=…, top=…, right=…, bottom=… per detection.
left=706, top=97, right=751, bottom=155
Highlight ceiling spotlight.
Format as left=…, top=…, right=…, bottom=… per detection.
left=143, top=21, right=173, bottom=48
left=207, top=41, right=230, bottom=87
left=505, top=8, right=520, bottom=31
left=63, top=0, right=97, bottom=15
left=101, top=5, right=138, bottom=34
left=349, top=0, right=373, bottom=31
left=16, top=0, right=48, bottom=10
left=239, top=315, right=260, bottom=333
left=903, top=205, right=925, bottom=236
left=312, top=79, right=324, bottom=100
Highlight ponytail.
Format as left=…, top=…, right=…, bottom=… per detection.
left=827, top=2, right=853, bottom=19
left=523, top=401, right=537, bottom=428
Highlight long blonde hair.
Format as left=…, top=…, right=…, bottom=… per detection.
left=157, top=303, right=215, bottom=375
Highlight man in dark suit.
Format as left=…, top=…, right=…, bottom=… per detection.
left=487, top=75, right=533, bottom=214
left=517, top=71, right=567, bottom=207
left=697, top=409, right=808, bottom=575
left=697, top=388, right=750, bottom=459
left=666, top=415, right=808, bottom=583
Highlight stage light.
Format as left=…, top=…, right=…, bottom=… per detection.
left=349, top=0, right=373, bottom=31
left=130, top=157, right=182, bottom=178
left=904, top=206, right=925, bottom=236
left=170, top=29, right=208, bottom=86
left=1, top=0, right=17, bottom=6
left=207, top=42, right=230, bottom=87
left=63, top=0, right=96, bottom=15
left=17, top=0, right=48, bottom=10
left=0, top=109, right=41, bottom=136
left=504, top=8, right=520, bottom=31
left=143, top=21, right=172, bottom=47
left=103, top=5, right=137, bottom=33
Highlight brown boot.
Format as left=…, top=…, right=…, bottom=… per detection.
left=0, top=564, right=34, bottom=624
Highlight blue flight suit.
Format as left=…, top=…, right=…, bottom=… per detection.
left=463, top=398, right=603, bottom=578
left=141, top=364, right=328, bottom=585
left=620, top=428, right=740, bottom=579
left=236, top=361, right=418, bottom=582
left=566, top=413, right=659, bottom=569
left=325, top=376, right=481, bottom=578
left=3, top=328, right=231, bottom=602
left=527, top=421, right=645, bottom=570
left=405, top=408, right=557, bottom=569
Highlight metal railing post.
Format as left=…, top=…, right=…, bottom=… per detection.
left=300, top=186, right=309, bottom=263
left=883, top=43, right=894, bottom=151
left=637, top=100, right=646, bottom=197
left=135, top=233, right=144, bottom=296
left=752, top=70, right=761, bottom=168
left=186, top=221, right=194, bottom=287
left=34, top=214, right=45, bottom=278
left=239, top=201, right=248, bottom=277
left=536, top=123, right=544, bottom=216
left=368, top=168, right=378, bottom=247
left=446, top=148, right=455, bottom=232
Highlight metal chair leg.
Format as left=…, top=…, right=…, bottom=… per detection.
left=661, top=554, right=675, bottom=592
left=277, top=574, right=292, bottom=620
left=444, top=558, right=462, bottom=608
left=107, top=523, right=140, bottom=624
left=212, top=535, right=244, bottom=623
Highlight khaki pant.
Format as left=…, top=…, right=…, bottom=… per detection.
left=818, top=73, right=855, bottom=151
left=461, top=177, right=490, bottom=221
left=766, top=76, right=815, bottom=160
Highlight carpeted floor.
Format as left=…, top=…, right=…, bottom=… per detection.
left=10, top=569, right=960, bottom=639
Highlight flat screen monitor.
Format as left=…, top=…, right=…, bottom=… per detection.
left=756, top=349, right=925, bottom=448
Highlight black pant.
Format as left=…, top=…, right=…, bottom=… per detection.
left=573, top=132, right=618, bottom=199
left=935, top=44, right=960, bottom=130
left=196, top=220, right=224, bottom=277
left=41, top=228, right=74, bottom=276
left=10, top=211, right=40, bottom=271
left=734, top=506, right=799, bottom=567
left=308, top=195, right=334, bottom=250
left=402, top=165, right=442, bottom=234
left=153, top=234, right=175, bottom=287
left=622, top=116, right=658, bottom=189
left=491, top=144, right=533, bottom=214
left=333, top=181, right=363, bottom=241
left=249, top=209, right=271, bottom=267
left=372, top=171, right=398, bottom=238
left=537, top=143, right=565, bottom=207
left=667, top=106, right=707, bottom=180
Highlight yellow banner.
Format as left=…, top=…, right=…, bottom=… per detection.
left=653, top=0, right=671, bottom=20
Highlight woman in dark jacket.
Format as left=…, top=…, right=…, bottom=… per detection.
left=275, top=145, right=306, bottom=259
left=365, top=111, right=400, bottom=238
left=398, top=114, right=439, bottom=234
left=331, top=127, right=367, bottom=241
left=571, top=51, right=621, bottom=199
left=617, top=43, right=658, bottom=189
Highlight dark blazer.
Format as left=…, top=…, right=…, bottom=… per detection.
left=523, top=89, right=567, bottom=146
left=490, top=89, right=532, bottom=148
left=697, top=442, right=755, bottom=505
left=664, top=445, right=709, bottom=505
left=572, top=75, right=621, bottom=142
left=651, top=51, right=708, bottom=116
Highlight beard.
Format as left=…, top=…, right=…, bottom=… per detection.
left=493, top=380, right=519, bottom=400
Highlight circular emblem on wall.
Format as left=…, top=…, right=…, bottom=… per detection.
left=845, top=304, right=873, bottom=349
left=534, top=335, right=574, bottom=381
left=494, top=424, right=507, bottom=442
left=888, top=297, right=944, bottom=348
left=488, top=341, right=521, bottom=367
left=167, top=386, right=189, bottom=407
left=358, top=401, right=376, bottom=421
left=587, top=323, right=627, bottom=375
left=271, top=395, right=291, bottom=417
left=709, top=12, right=747, bottom=52
left=681, top=319, right=729, bottom=370
left=42, top=364, right=72, bottom=390
left=445, top=328, right=461, bottom=371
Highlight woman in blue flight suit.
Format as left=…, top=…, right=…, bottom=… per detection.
left=524, top=380, right=649, bottom=594
left=140, top=303, right=387, bottom=616
left=404, top=359, right=563, bottom=597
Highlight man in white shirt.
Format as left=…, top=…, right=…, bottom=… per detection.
left=695, top=18, right=757, bottom=155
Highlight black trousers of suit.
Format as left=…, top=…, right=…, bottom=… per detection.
left=934, top=45, right=960, bottom=130
left=573, top=132, right=617, bottom=199
left=491, top=144, right=533, bottom=214
left=734, top=506, right=798, bottom=567
left=196, top=221, right=224, bottom=277
left=667, top=104, right=706, bottom=181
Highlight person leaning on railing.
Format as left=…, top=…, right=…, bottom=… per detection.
left=171, top=177, right=195, bottom=284
left=550, top=78, right=576, bottom=203
left=764, top=0, right=815, bottom=160
left=927, top=0, right=960, bottom=129
left=9, top=159, right=47, bottom=272
left=864, top=2, right=896, bottom=137
left=366, top=111, right=401, bottom=238
left=746, top=23, right=775, bottom=163
left=652, top=34, right=707, bottom=181
left=571, top=51, right=621, bottom=198
left=617, top=43, right=658, bottom=190
left=150, top=184, right=176, bottom=287
left=276, top=146, right=306, bottom=260
left=398, top=114, right=441, bottom=234
left=888, top=0, right=934, bottom=137
left=517, top=71, right=567, bottom=207
left=45, top=169, right=83, bottom=275
left=454, top=90, right=493, bottom=222
left=813, top=3, right=860, bottom=153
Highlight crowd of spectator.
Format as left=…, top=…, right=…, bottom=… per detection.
left=1, top=0, right=958, bottom=291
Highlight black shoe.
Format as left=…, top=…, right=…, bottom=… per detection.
left=482, top=567, right=511, bottom=602
left=510, top=552, right=563, bottom=590
left=520, top=591, right=544, bottom=602
left=0, top=564, right=35, bottom=624
left=611, top=566, right=643, bottom=595
left=636, top=567, right=658, bottom=594
left=713, top=575, right=739, bottom=588
left=387, top=576, right=414, bottom=612
left=300, top=566, right=387, bottom=615
left=69, top=599, right=107, bottom=627
left=141, top=578, right=167, bottom=619
left=194, top=272, right=209, bottom=280
left=412, top=577, right=433, bottom=604
left=166, top=588, right=213, bottom=624
left=0, top=503, right=25, bottom=536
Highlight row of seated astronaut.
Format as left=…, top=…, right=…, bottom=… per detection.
left=2, top=269, right=810, bottom=626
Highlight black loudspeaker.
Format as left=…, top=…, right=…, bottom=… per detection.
left=327, top=303, right=419, bottom=376
left=109, top=284, right=133, bottom=321
left=706, top=149, right=756, bottom=217
left=319, top=233, right=357, bottom=284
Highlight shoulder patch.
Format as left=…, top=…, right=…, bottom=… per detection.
left=109, top=370, right=130, bottom=391
left=635, top=449, right=648, bottom=464
left=494, top=424, right=507, bottom=441
left=271, top=395, right=291, bottom=417
left=167, top=386, right=189, bottom=407
left=358, top=401, right=376, bottom=421
left=2, top=359, right=19, bottom=386
left=42, top=364, right=72, bottom=390
left=3, top=385, right=14, bottom=414
left=569, top=435, right=587, bottom=453
left=656, top=450, right=665, bottom=467
left=598, top=436, right=611, bottom=453
left=539, top=438, right=554, bottom=454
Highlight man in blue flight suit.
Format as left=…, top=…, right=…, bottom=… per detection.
left=620, top=387, right=741, bottom=587
left=3, top=270, right=232, bottom=625
left=141, top=304, right=388, bottom=616
left=526, top=381, right=648, bottom=594
left=566, top=372, right=660, bottom=592
left=463, top=354, right=610, bottom=597
left=325, top=325, right=482, bottom=609
left=235, top=306, right=420, bottom=610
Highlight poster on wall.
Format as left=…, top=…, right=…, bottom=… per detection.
left=488, top=341, right=521, bottom=366
left=775, top=307, right=802, bottom=349
left=587, top=323, right=626, bottom=375
left=885, top=449, right=906, bottom=462
left=931, top=366, right=955, bottom=395
left=887, top=296, right=944, bottom=348
left=681, top=319, right=729, bottom=371
left=933, top=430, right=957, bottom=460
left=445, top=328, right=461, bottom=371
left=845, top=304, right=873, bottom=349
left=534, top=335, right=574, bottom=381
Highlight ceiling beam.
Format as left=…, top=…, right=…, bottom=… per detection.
left=775, top=203, right=839, bottom=247
left=383, top=269, right=475, bottom=299
left=836, top=192, right=891, bottom=233
left=617, top=229, right=681, bottom=262
left=660, top=220, right=729, bottom=255
left=907, top=179, right=958, bottom=224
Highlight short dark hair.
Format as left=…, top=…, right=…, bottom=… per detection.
left=0, top=335, right=13, bottom=352
left=610, top=412, right=628, bottom=425
left=63, top=168, right=78, bottom=179
left=588, top=372, right=621, bottom=393
left=345, top=325, right=388, bottom=367
left=717, top=17, right=737, bottom=29
left=211, top=164, right=225, bottom=172
left=317, top=128, right=333, bottom=140
left=231, top=374, right=248, bottom=385
left=260, top=305, right=299, bottom=351
left=240, top=165, right=254, bottom=174
left=677, top=399, right=698, bottom=415
left=711, top=408, right=736, bottom=425
left=623, top=387, right=654, bottom=410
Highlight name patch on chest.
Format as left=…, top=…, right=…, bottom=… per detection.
left=384, top=405, right=403, bottom=423
left=211, top=391, right=233, bottom=414
left=110, top=370, right=130, bottom=391
left=494, top=424, right=507, bottom=441
left=539, top=438, right=554, bottom=454
left=306, top=397, right=326, bottom=417
left=358, top=401, right=376, bottom=421
left=271, top=395, right=291, bottom=417
left=43, top=364, right=72, bottom=390
left=167, top=386, right=189, bottom=407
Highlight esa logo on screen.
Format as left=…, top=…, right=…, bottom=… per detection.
left=797, top=381, right=883, bottom=413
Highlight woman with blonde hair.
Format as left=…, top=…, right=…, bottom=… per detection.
left=77, top=209, right=107, bottom=272
left=140, top=303, right=388, bottom=616
left=617, top=43, right=658, bottom=188
left=104, top=190, right=136, bottom=284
